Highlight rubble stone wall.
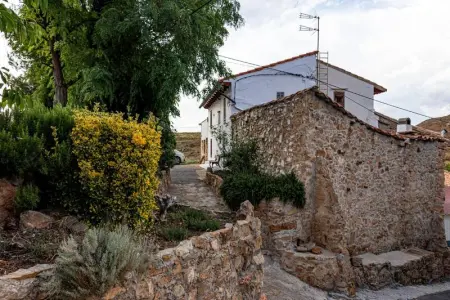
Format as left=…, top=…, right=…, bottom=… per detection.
left=232, top=88, right=446, bottom=256
left=204, top=171, right=223, bottom=197
left=0, top=202, right=264, bottom=300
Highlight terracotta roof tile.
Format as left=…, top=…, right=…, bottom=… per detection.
left=219, top=51, right=318, bottom=81
left=318, top=60, right=387, bottom=94
left=231, top=87, right=447, bottom=143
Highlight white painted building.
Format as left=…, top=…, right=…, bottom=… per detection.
left=199, top=51, right=387, bottom=161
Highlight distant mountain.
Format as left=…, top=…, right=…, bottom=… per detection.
left=418, top=115, right=450, bottom=164
left=417, top=115, right=450, bottom=133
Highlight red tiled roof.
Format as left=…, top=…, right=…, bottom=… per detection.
left=318, top=60, right=387, bottom=95
left=231, top=86, right=447, bottom=143
left=200, top=51, right=318, bottom=108
left=219, top=51, right=318, bottom=82
left=199, top=82, right=231, bottom=109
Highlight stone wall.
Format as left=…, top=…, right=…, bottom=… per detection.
left=0, top=201, right=264, bottom=300
left=231, top=87, right=447, bottom=257
left=204, top=171, right=223, bottom=197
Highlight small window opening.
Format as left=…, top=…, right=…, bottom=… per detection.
left=334, top=90, right=345, bottom=106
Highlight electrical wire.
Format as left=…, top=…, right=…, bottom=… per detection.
left=219, top=54, right=436, bottom=120
left=190, top=0, right=216, bottom=15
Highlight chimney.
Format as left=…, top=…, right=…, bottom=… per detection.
left=442, top=129, right=448, bottom=138
left=397, top=118, right=412, bottom=133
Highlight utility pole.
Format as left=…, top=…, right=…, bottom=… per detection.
left=299, top=13, right=328, bottom=93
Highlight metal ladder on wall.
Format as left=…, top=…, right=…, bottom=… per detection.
left=317, top=52, right=329, bottom=95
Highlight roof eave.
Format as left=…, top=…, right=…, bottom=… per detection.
left=199, top=82, right=231, bottom=109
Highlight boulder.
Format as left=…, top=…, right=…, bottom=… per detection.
left=60, top=216, right=88, bottom=234
left=20, top=211, right=54, bottom=229
left=0, top=264, right=54, bottom=300
left=236, top=200, right=254, bottom=220
left=0, top=180, right=16, bottom=228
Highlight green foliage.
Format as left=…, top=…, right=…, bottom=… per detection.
left=177, top=208, right=221, bottom=232
left=14, top=183, right=40, bottom=213
left=4, top=0, right=244, bottom=168
left=0, top=130, right=45, bottom=178
left=160, top=226, right=189, bottom=242
left=0, top=105, right=77, bottom=208
left=446, top=163, right=450, bottom=172
left=43, top=225, right=150, bottom=300
left=71, top=110, right=161, bottom=228
left=219, top=138, right=306, bottom=210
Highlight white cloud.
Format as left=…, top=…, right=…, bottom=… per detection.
left=174, top=0, right=450, bottom=131
left=2, top=0, right=449, bottom=131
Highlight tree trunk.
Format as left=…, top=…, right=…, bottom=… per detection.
left=49, top=38, right=68, bottom=106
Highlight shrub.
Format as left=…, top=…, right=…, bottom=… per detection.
left=0, top=130, right=45, bottom=178
left=219, top=138, right=305, bottom=211
left=179, top=208, right=221, bottom=231
left=446, top=163, right=450, bottom=172
left=71, top=110, right=161, bottom=228
left=161, top=227, right=189, bottom=241
left=0, top=105, right=76, bottom=207
left=14, top=183, right=40, bottom=213
left=43, top=225, right=150, bottom=300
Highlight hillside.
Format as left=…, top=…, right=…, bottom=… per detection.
left=417, top=115, right=450, bottom=164
left=175, top=132, right=201, bottom=163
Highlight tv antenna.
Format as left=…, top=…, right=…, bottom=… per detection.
left=299, top=13, right=328, bottom=91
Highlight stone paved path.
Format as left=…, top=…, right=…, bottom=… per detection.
left=168, top=165, right=229, bottom=213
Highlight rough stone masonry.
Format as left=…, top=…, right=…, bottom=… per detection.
left=231, top=87, right=449, bottom=291
left=0, top=201, right=264, bottom=300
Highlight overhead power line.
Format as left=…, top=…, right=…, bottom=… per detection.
left=190, top=0, right=216, bottom=15
left=219, top=54, right=434, bottom=120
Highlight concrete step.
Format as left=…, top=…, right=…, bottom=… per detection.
left=353, top=248, right=443, bottom=290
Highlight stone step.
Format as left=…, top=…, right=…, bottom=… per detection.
left=353, top=248, right=443, bottom=290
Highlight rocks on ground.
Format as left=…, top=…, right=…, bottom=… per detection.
left=20, top=211, right=54, bottom=230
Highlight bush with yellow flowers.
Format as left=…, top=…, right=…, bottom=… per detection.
left=71, top=110, right=161, bottom=228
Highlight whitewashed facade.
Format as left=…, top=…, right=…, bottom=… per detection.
left=200, top=51, right=387, bottom=161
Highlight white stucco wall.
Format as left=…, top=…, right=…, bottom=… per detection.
left=201, top=54, right=384, bottom=160
left=200, top=119, right=208, bottom=140
left=320, top=62, right=378, bottom=127
left=229, top=55, right=317, bottom=111
left=206, top=94, right=232, bottom=161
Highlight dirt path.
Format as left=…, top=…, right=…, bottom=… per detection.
left=168, top=165, right=229, bottom=213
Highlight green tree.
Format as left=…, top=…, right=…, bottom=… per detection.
left=4, top=0, right=244, bottom=164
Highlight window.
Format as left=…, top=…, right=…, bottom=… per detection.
left=276, top=92, right=284, bottom=99
left=210, top=139, right=213, bottom=157
left=334, top=90, right=345, bottom=106
left=217, top=111, right=221, bottom=125
left=223, top=98, right=227, bottom=122
left=209, top=110, right=212, bottom=128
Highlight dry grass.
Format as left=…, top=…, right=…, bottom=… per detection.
left=175, top=132, right=201, bottom=162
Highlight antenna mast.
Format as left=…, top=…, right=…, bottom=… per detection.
left=299, top=13, right=328, bottom=93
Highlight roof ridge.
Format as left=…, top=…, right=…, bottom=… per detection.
left=219, top=50, right=318, bottom=82
left=231, top=87, right=445, bottom=143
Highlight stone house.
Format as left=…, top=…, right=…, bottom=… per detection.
left=231, top=86, right=449, bottom=291
left=199, top=51, right=387, bottom=162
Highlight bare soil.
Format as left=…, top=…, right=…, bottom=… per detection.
left=0, top=211, right=81, bottom=275
left=175, top=132, right=201, bottom=162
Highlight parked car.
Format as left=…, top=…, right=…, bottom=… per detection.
left=174, top=149, right=185, bottom=165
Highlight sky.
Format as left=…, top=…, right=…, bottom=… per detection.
left=172, top=0, right=450, bottom=132
left=1, top=0, right=449, bottom=132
